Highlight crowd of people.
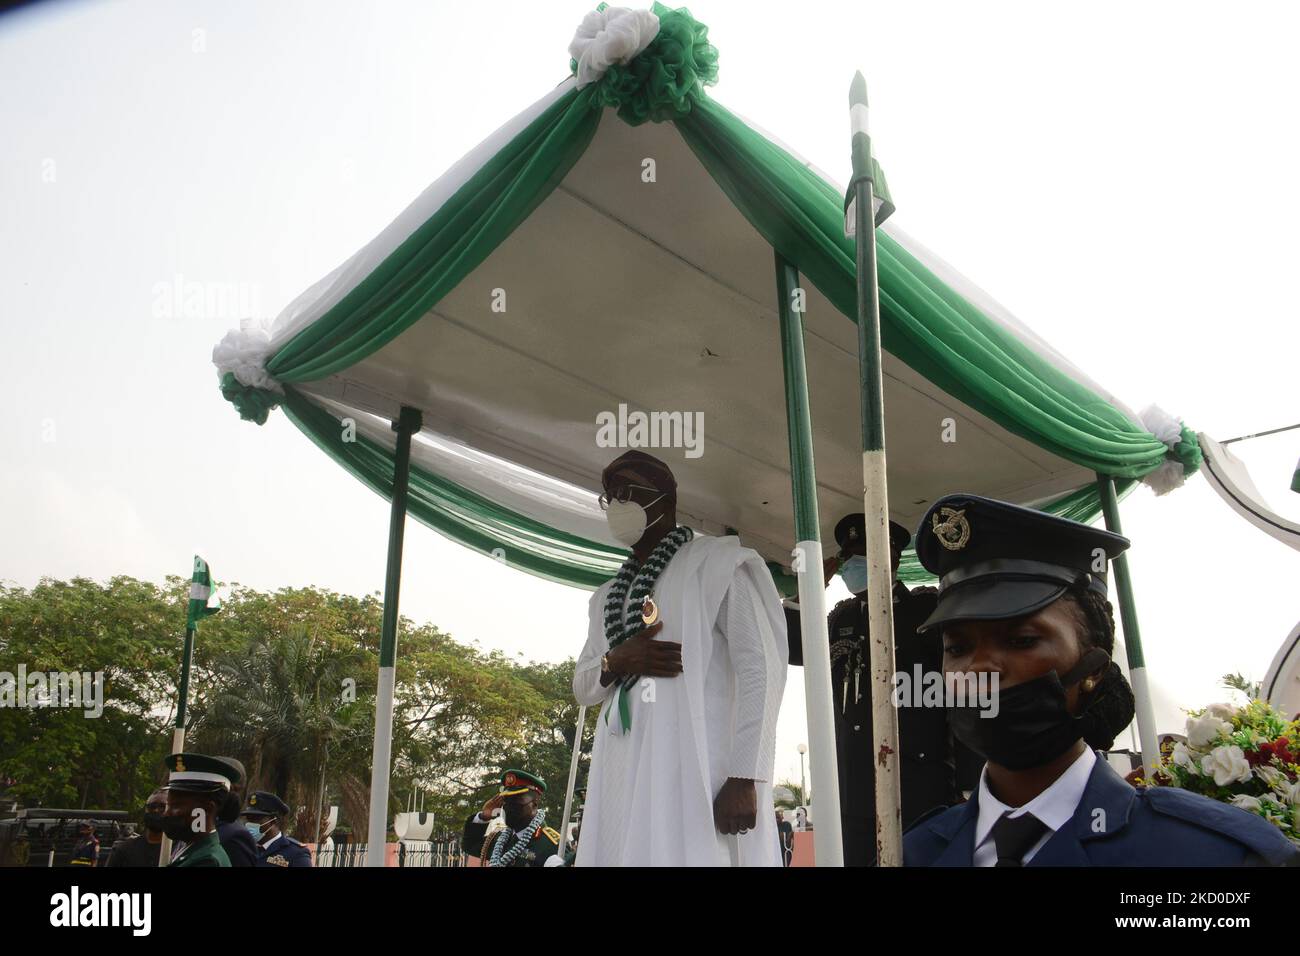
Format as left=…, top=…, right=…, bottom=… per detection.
left=69, top=753, right=312, bottom=868
left=57, top=447, right=1300, bottom=869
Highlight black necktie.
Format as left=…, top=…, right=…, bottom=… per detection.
left=990, top=812, right=1048, bottom=867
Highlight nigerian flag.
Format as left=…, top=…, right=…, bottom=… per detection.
left=187, top=555, right=221, bottom=628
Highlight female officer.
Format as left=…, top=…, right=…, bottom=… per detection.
left=903, top=494, right=1298, bottom=867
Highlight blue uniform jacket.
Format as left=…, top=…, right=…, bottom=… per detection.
left=217, top=820, right=258, bottom=868
left=256, top=833, right=313, bottom=868
left=904, top=756, right=1300, bottom=866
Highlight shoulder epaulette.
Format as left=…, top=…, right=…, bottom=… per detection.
left=1143, top=787, right=1298, bottom=865
left=540, top=826, right=561, bottom=844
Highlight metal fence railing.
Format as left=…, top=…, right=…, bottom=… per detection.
left=312, top=840, right=468, bottom=868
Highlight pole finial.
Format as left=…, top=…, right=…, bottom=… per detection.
left=849, top=71, right=868, bottom=108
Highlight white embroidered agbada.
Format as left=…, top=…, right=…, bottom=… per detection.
left=573, top=534, right=787, bottom=866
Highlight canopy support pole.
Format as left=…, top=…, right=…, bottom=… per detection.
left=775, top=251, right=843, bottom=867
left=1096, top=474, right=1158, bottom=773
left=366, top=405, right=422, bottom=866
left=558, top=703, right=587, bottom=861
left=157, top=626, right=196, bottom=865
left=850, top=72, right=904, bottom=866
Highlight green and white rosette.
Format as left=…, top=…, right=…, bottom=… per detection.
left=212, top=322, right=283, bottom=425
left=1138, top=405, right=1204, bottom=495
left=569, top=3, right=719, bottom=126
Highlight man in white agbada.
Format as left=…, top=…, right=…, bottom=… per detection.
left=573, top=451, right=787, bottom=866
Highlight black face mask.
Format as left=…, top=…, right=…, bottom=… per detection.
left=947, top=648, right=1111, bottom=771
left=143, top=813, right=165, bottom=833
left=160, top=814, right=198, bottom=842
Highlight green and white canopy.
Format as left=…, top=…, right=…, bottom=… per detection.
left=213, top=3, right=1201, bottom=591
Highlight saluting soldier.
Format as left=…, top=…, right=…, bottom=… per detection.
left=786, top=514, right=972, bottom=865
left=242, top=791, right=312, bottom=868
left=461, top=769, right=563, bottom=867
left=904, top=494, right=1300, bottom=866
left=161, top=753, right=234, bottom=868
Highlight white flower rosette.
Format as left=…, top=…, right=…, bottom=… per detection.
left=212, top=321, right=282, bottom=394
left=1229, top=794, right=1262, bottom=812
left=1202, top=702, right=1238, bottom=722
left=1200, top=744, right=1252, bottom=787
left=1185, top=712, right=1232, bottom=750
left=1171, top=741, right=1199, bottom=773
left=1138, top=404, right=1198, bottom=495
left=569, top=6, right=660, bottom=89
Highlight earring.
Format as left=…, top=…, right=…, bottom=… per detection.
left=1082, top=678, right=1095, bottom=692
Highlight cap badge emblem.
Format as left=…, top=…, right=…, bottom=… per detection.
left=932, top=507, right=971, bottom=551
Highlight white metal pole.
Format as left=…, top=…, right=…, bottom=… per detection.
left=558, top=703, right=587, bottom=858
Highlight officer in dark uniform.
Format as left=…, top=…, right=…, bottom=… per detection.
left=162, top=752, right=234, bottom=867
left=787, top=514, right=971, bottom=865
left=69, top=822, right=99, bottom=867
left=213, top=756, right=257, bottom=867
left=903, top=493, right=1300, bottom=866
left=242, top=791, right=313, bottom=868
left=461, top=769, right=563, bottom=867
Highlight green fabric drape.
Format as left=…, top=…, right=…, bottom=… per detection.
left=674, top=97, right=1171, bottom=479
left=239, top=79, right=1184, bottom=482
left=284, top=386, right=1132, bottom=593
left=268, top=86, right=603, bottom=384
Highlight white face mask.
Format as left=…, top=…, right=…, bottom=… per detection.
left=605, top=494, right=665, bottom=546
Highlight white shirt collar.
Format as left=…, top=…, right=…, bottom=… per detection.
left=974, top=747, right=1096, bottom=855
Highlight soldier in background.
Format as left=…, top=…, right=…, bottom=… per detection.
left=462, top=769, right=562, bottom=867
left=786, top=514, right=972, bottom=865
left=242, top=791, right=312, bottom=868
left=106, top=788, right=166, bottom=867
left=69, top=821, right=99, bottom=867
left=213, top=756, right=258, bottom=867
left=161, top=753, right=234, bottom=867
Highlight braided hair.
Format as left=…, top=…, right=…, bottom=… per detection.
left=1061, top=582, right=1135, bottom=750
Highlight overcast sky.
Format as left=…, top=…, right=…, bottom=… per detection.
left=2, top=0, right=1298, bottom=791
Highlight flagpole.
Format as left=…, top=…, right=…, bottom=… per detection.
left=849, top=71, right=904, bottom=867
left=157, top=624, right=196, bottom=866
left=366, top=405, right=422, bottom=867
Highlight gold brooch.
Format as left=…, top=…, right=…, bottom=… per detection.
left=932, top=507, right=971, bottom=551
left=641, top=595, right=659, bottom=627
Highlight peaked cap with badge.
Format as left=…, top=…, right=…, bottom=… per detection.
left=914, top=494, right=1129, bottom=633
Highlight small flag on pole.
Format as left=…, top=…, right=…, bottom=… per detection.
left=187, top=556, right=221, bottom=628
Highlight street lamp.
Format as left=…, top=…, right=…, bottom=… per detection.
left=797, top=743, right=808, bottom=806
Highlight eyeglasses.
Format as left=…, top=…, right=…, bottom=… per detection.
left=597, top=483, right=661, bottom=510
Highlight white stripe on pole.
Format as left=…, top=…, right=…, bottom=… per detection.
left=849, top=103, right=869, bottom=136
left=1129, top=666, right=1161, bottom=774
left=558, top=703, right=586, bottom=859
left=157, top=725, right=187, bottom=866
left=794, top=538, right=844, bottom=866
left=366, top=664, right=397, bottom=867
left=862, top=448, right=903, bottom=866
